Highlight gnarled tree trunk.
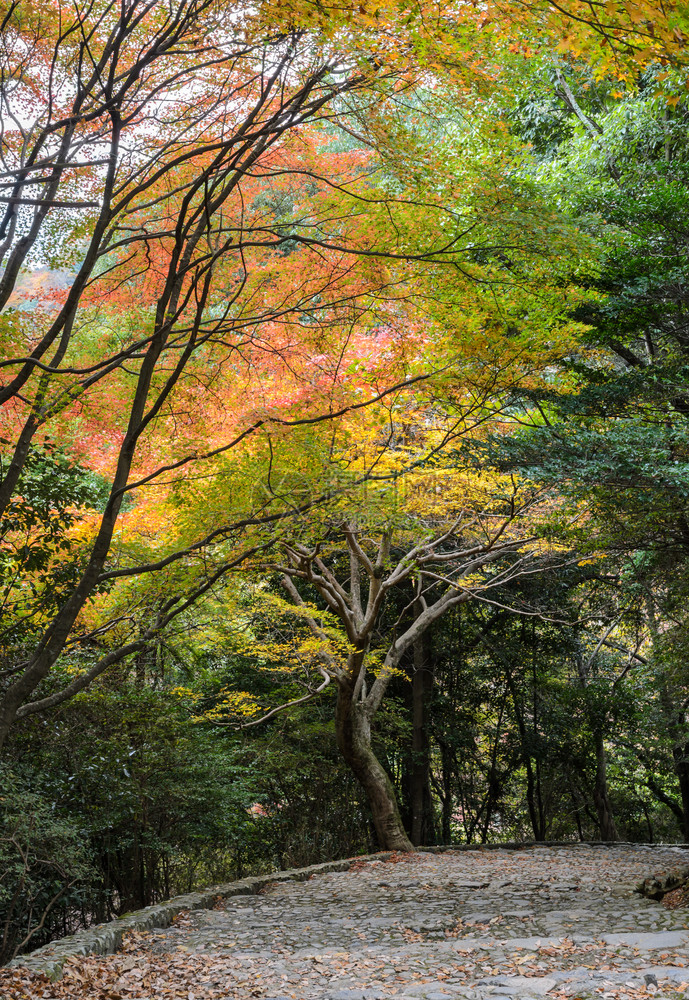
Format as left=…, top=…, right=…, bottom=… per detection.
left=335, top=683, right=413, bottom=852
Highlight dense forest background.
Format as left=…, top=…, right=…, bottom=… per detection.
left=2, top=0, right=689, bottom=967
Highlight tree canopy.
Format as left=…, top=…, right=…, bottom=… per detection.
left=3, top=0, right=689, bottom=965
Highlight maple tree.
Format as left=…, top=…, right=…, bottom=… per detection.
left=189, top=382, right=578, bottom=851
left=141, top=95, right=595, bottom=844
left=0, top=0, right=605, bottom=751
left=3, top=0, right=689, bottom=939
left=266, top=514, right=550, bottom=853
left=469, top=0, right=689, bottom=82
left=1, top=0, right=532, bottom=747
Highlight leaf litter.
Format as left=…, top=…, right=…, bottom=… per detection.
left=3, top=851, right=689, bottom=1000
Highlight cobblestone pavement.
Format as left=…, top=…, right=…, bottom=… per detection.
left=144, top=845, right=689, bottom=999
left=6, top=845, right=689, bottom=1000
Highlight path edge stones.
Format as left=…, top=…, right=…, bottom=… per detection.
left=10, top=840, right=689, bottom=981
left=8, top=853, right=393, bottom=980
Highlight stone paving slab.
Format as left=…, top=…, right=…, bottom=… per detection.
left=5, top=844, right=689, bottom=1000
left=141, top=845, right=689, bottom=999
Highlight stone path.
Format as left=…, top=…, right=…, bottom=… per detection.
left=6, top=845, right=689, bottom=999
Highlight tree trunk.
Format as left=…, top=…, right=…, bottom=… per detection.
left=641, top=800, right=654, bottom=843
left=438, top=739, right=453, bottom=843
left=504, top=668, right=544, bottom=840
left=335, top=684, right=413, bottom=852
left=592, top=730, right=618, bottom=841
left=531, top=650, right=547, bottom=840
left=574, top=649, right=617, bottom=842
left=657, top=677, right=689, bottom=839
left=480, top=690, right=509, bottom=843
left=524, top=757, right=545, bottom=841
left=568, top=783, right=585, bottom=841
left=410, top=630, right=434, bottom=846
left=671, top=740, right=689, bottom=840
